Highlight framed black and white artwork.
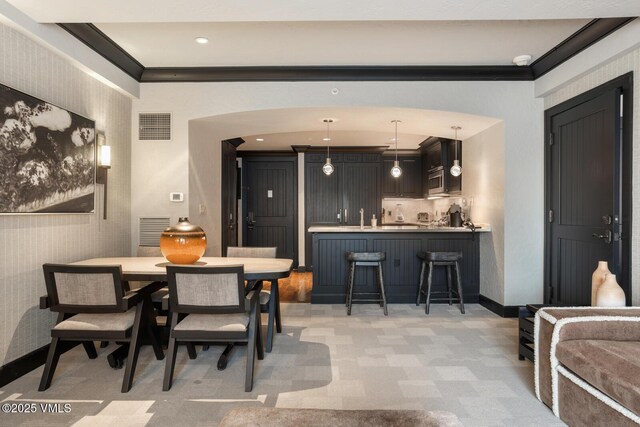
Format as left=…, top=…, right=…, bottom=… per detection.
left=0, top=83, right=95, bottom=214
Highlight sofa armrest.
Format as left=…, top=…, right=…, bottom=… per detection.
left=534, top=307, right=640, bottom=414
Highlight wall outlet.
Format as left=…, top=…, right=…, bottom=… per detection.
left=199, top=203, right=206, bottom=214
left=169, top=192, right=184, bottom=202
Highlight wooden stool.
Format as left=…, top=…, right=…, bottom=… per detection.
left=416, top=251, right=465, bottom=315
left=346, top=252, right=388, bottom=316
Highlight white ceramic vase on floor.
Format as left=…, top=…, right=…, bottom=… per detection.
left=595, top=273, right=626, bottom=307
left=591, top=261, right=611, bottom=306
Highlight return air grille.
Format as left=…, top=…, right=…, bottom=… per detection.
left=138, top=113, right=171, bottom=140
left=139, top=217, right=170, bottom=246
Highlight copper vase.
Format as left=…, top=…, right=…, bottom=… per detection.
left=160, top=217, right=207, bottom=264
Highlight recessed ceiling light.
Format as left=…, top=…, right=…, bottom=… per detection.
left=256, top=138, right=264, bottom=142
left=195, top=37, right=209, bottom=44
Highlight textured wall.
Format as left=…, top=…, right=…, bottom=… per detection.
left=543, top=47, right=640, bottom=306
left=462, top=123, right=505, bottom=304
left=0, top=23, right=132, bottom=364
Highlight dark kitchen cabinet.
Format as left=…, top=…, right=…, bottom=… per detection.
left=420, top=137, right=462, bottom=197
left=382, top=156, right=422, bottom=198
left=305, top=152, right=381, bottom=267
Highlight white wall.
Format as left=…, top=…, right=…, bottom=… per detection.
left=462, top=123, right=505, bottom=303
left=0, top=22, right=132, bottom=364
left=539, top=46, right=640, bottom=306
left=132, top=80, right=543, bottom=306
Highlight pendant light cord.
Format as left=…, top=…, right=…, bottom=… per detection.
left=394, top=120, right=399, bottom=161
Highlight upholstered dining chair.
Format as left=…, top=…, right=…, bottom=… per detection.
left=226, top=246, right=281, bottom=352
left=162, top=265, right=264, bottom=392
left=39, top=264, right=164, bottom=393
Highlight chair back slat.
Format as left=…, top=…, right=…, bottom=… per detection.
left=55, top=272, right=117, bottom=306
left=167, top=265, right=245, bottom=314
left=226, top=246, right=276, bottom=259
left=43, top=264, right=125, bottom=313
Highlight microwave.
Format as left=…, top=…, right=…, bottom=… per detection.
left=427, top=167, right=446, bottom=195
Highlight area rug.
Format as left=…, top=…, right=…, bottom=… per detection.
left=219, top=407, right=463, bottom=427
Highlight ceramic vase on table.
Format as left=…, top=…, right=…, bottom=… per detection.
left=160, top=217, right=207, bottom=264
left=595, top=273, right=626, bottom=307
left=591, top=261, right=611, bottom=306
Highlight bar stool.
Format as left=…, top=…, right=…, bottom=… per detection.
left=346, top=252, right=388, bottom=316
left=416, top=251, right=465, bottom=315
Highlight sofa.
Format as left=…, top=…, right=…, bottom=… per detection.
left=535, top=307, right=640, bottom=426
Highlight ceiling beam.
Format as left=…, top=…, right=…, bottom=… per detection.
left=531, top=17, right=635, bottom=78
left=140, top=66, right=533, bottom=82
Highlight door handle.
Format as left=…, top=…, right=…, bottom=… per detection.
left=247, top=212, right=255, bottom=230
left=344, top=209, right=348, bottom=224
left=592, top=230, right=612, bottom=244
left=337, top=209, right=342, bottom=222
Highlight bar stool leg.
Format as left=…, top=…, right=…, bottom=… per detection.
left=347, top=262, right=356, bottom=316
left=455, top=261, right=465, bottom=314
left=416, top=261, right=426, bottom=306
left=446, top=265, right=453, bottom=306
left=375, top=265, right=383, bottom=308
left=378, top=262, right=388, bottom=316
left=345, top=262, right=354, bottom=307
left=425, top=261, right=434, bottom=315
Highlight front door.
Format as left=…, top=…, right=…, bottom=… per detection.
left=243, top=157, right=297, bottom=262
left=545, top=75, right=631, bottom=305
left=221, top=140, right=238, bottom=255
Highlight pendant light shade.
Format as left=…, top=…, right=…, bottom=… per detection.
left=450, top=126, right=462, bottom=177
left=323, top=119, right=334, bottom=176
left=390, top=120, right=402, bottom=178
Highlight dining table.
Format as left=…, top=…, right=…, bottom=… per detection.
left=64, top=256, right=294, bottom=370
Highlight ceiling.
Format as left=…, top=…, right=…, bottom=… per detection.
left=6, top=0, right=636, bottom=148
left=193, top=107, right=501, bottom=151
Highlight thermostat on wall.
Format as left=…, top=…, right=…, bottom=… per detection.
left=169, top=192, right=184, bottom=202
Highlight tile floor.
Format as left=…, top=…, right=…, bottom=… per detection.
left=0, top=304, right=564, bottom=426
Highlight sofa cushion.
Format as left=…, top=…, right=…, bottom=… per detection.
left=556, top=340, right=640, bottom=416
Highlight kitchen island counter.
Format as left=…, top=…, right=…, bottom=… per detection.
left=310, top=228, right=483, bottom=304
left=309, top=224, right=491, bottom=233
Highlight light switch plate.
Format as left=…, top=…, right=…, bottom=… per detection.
left=169, top=192, right=184, bottom=202
left=267, top=190, right=273, bottom=198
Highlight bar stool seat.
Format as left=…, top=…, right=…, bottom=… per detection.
left=416, top=251, right=465, bottom=315
left=346, top=252, right=388, bottom=316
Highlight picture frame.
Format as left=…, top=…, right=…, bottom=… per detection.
left=0, top=82, right=96, bottom=214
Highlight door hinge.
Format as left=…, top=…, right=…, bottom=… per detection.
left=548, top=209, right=554, bottom=223
left=548, top=132, right=554, bottom=146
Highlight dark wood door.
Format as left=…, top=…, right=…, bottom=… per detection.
left=399, top=157, right=422, bottom=197
left=547, top=86, right=627, bottom=305
left=243, top=157, right=297, bottom=261
left=221, top=140, right=238, bottom=255
left=382, top=159, right=397, bottom=197
left=342, top=162, right=381, bottom=225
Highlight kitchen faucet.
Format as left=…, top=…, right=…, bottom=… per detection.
left=360, top=208, right=364, bottom=229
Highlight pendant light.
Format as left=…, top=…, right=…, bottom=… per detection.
left=450, top=125, right=462, bottom=177
left=390, top=120, right=402, bottom=178
left=322, top=119, right=334, bottom=176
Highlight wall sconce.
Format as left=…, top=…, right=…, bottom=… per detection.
left=96, top=134, right=110, bottom=220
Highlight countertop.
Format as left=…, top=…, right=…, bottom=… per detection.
left=308, top=223, right=491, bottom=233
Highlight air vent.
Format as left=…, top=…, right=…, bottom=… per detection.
left=138, top=113, right=171, bottom=141
left=139, top=217, right=170, bottom=246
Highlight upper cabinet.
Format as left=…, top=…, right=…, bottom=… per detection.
left=382, top=155, right=422, bottom=198
left=420, top=137, right=462, bottom=197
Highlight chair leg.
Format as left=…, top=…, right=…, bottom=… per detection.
left=39, top=337, right=62, bottom=391
left=347, top=262, right=356, bottom=315
left=186, top=343, right=198, bottom=360
left=455, top=261, right=465, bottom=314
left=245, top=305, right=258, bottom=392
left=100, top=341, right=109, bottom=348
left=416, top=261, right=426, bottom=306
left=256, top=308, right=264, bottom=361
left=121, top=302, right=144, bottom=393
left=446, top=265, right=453, bottom=306
left=274, top=280, right=282, bottom=333
left=266, top=296, right=276, bottom=353
left=82, top=341, right=98, bottom=359
left=162, top=316, right=180, bottom=391
left=425, top=262, right=434, bottom=315
left=378, top=263, right=388, bottom=316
